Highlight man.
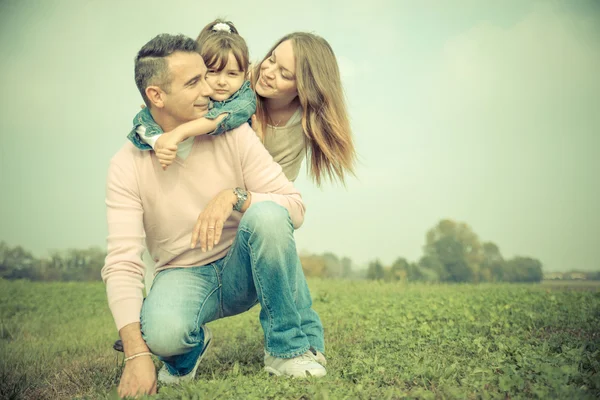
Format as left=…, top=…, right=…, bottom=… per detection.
left=102, top=34, right=326, bottom=398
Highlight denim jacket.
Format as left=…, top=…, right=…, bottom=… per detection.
left=127, top=80, right=256, bottom=150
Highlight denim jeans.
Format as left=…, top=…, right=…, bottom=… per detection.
left=140, top=202, right=324, bottom=376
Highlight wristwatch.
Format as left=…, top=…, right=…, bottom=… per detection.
left=232, top=187, right=248, bottom=212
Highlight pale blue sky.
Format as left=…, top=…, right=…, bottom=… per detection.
left=0, top=0, right=598, bottom=271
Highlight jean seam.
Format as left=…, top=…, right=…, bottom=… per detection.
left=212, top=263, right=224, bottom=319
left=192, top=282, right=219, bottom=339
left=242, top=226, right=274, bottom=351
left=219, top=238, right=237, bottom=275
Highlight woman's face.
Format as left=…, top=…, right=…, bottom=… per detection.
left=255, top=40, right=298, bottom=101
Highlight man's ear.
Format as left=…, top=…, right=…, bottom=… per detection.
left=146, top=86, right=165, bottom=108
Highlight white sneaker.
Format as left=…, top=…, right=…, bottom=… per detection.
left=309, top=347, right=327, bottom=366
left=264, top=350, right=327, bottom=378
left=157, top=325, right=213, bottom=385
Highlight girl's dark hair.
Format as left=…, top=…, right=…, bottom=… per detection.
left=196, top=19, right=249, bottom=72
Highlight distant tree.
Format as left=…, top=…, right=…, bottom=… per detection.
left=587, top=271, right=600, bottom=280
left=0, top=243, right=36, bottom=279
left=322, top=252, right=342, bottom=278
left=366, top=259, right=385, bottom=280
left=340, top=257, right=353, bottom=278
left=389, top=257, right=425, bottom=282
left=432, top=236, right=472, bottom=282
left=424, top=220, right=483, bottom=282
left=481, top=241, right=505, bottom=282
left=300, top=254, right=327, bottom=277
left=390, top=258, right=409, bottom=281
left=418, top=255, right=446, bottom=281
left=504, top=257, right=543, bottom=282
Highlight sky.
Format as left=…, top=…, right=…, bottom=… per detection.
left=0, top=0, right=599, bottom=272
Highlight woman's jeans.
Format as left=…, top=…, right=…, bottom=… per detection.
left=140, top=202, right=325, bottom=376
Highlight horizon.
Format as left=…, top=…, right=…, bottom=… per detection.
left=0, top=0, right=599, bottom=273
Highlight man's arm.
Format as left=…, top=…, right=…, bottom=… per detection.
left=102, top=156, right=147, bottom=330
left=102, top=151, right=156, bottom=397
left=237, top=124, right=306, bottom=229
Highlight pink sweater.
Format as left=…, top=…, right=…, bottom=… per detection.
left=101, top=124, right=305, bottom=331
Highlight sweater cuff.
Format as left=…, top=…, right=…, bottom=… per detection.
left=109, top=297, right=144, bottom=332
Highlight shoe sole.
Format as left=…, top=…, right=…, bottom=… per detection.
left=264, top=366, right=326, bottom=378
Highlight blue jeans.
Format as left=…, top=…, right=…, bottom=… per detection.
left=140, top=202, right=325, bottom=376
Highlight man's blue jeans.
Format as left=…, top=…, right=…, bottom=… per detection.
left=140, top=202, right=325, bottom=376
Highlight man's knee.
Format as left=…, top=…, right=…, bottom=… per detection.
left=240, top=201, right=292, bottom=237
left=142, top=314, right=196, bottom=357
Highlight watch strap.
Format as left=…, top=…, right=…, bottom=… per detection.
left=233, top=187, right=248, bottom=212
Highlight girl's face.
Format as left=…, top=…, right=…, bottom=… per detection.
left=205, top=52, right=246, bottom=102
left=256, top=40, right=298, bottom=101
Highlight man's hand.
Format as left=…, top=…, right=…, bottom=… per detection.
left=118, top=323, right=155, bottom=398
left=191, top=189, right=237, bottom=252
left=155, top=131, right=182, bottom=170
left=118, top=356, right=157, bottom=398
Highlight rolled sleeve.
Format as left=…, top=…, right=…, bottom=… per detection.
left=127, top=108, right=164, bottom=150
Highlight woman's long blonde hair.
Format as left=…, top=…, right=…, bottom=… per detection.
left=252, top=32, right=356, bottom=187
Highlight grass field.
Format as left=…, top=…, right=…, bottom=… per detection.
left=1, top=279, right=599, bottom=399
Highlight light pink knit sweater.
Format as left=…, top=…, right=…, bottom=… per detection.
left=101, top=124, right=305, bottom=331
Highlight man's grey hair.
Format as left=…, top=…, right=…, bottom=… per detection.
left=134, top=34, right=199, bottom=107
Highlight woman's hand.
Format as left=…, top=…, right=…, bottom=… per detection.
left=118, top=356, right=157, bottom=398
left=191, top=189, right=236, bottom=252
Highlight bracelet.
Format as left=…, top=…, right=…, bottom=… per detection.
left=124, top=352, right=153, bottom=362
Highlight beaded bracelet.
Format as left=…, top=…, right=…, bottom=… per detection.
left=124, top=352, right=153, bottom=362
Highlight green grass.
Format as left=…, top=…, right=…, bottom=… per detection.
left=1, top=279, right=599, bottom=399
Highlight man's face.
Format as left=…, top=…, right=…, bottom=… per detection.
left=161, top=51, right=213, bottom=125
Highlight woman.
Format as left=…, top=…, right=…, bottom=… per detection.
left=251, top=32, right=357, bottom=185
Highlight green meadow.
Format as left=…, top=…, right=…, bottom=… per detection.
left=1, top=279, right=599, bottom=399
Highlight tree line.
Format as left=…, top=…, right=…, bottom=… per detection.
left=2, top=219, right=595, bottom=283
left=0, top=242, right=105, bottom=281
left=0, top=240, right=357, bottom=282
left=367, top=219, right=544, bottom=283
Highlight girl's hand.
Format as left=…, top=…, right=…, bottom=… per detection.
left=155, top=132, right=179, bottom=170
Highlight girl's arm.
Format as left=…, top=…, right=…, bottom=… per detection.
left=203, top=81, right=256, bottom=136
left=165, top=113, right=227, bottom=143
left=153, top=114, right=226, bottom=170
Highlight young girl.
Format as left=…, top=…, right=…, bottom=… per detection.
left=127, top=19, right=255, bottom=169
